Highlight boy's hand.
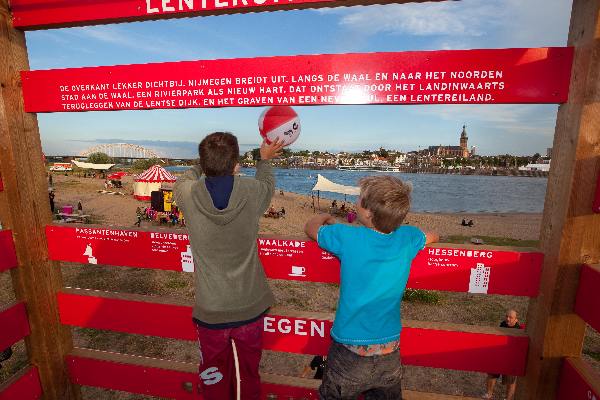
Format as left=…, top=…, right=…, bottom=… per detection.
left=304, top=213, right=336, bottom=241
left=260, top=138, right=285, bottom=160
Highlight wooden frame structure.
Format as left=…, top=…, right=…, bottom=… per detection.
left=0, top=0, right=599, bottom=399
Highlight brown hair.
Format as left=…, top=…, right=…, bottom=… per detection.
left=359, top=175, right=412, bottom=233
left=198, top=132, right=239, bottom=176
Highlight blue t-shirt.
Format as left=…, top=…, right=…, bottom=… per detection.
left=318, top=224, right=426, bottom=345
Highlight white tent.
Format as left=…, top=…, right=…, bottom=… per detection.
left=133, top=165, right=176, bottom=201
left=72, top=160, right=115, bottom=170
left=311, top=174, right=360, bottom=210
left=312, top=174, right=360, bottom=195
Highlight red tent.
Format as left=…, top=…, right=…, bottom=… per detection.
left=133, top=165, right=176, bottom=201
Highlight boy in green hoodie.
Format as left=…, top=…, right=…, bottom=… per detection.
left=174, top=132, right=284, bottom=400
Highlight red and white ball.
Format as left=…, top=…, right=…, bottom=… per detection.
left=258, top=106, right=301, bottom=147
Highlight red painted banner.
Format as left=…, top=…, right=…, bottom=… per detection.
left=67, top=349, right=320, bottom=400
left=0, top=367, right=42, bottom=400
left=574, top=264, right=600, bottom=333
left=0, top=230, right=18, bottom=272
left=58, top=290, right=528, bottom=375
left=0, top=303, right=31, bottom=351
left=46, top=225, right=543, bottom=296
left=557, top=358, right=600, bottom=400
left=22, top=47, right=573, bottom=113
left=594, top=171, right=600, bottom=213
left=10, top=0, right=431, bottom=30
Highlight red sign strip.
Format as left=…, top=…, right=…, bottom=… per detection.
left=0, top=230, right=18, bottom=272
left=574, top=264, right=600, bottom=332
left=0, top=302, right=31, bottom=351
left=0, top=367, right=42, bottom=400
left=10, top=0, right=434, bottom=31
left=557, top=358, right=600, bottom=400
left=46, top=225, right=543, bottom=296
left=58, top=290, right=528, bottom=375
left=22, top=47, right=573, bottom=113
left=594, top=171, right=600, bottom=213
left=67, top=348, right=321, bottom=400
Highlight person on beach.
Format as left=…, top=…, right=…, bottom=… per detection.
left=483, top=310, right=521, bottom=400
left=48, top=189, right=55, bottom=212
left=304, top=175, right=439, bottom=399
left=301, top=355, right=327, bottom=380
left=174, top=132, right=284, bottom=400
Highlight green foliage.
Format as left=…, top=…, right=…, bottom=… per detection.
left=403, top=289, right=442, bottom=304
left=442, top=235, right=540, bottom=248
left=583, top=349, right=600, bottom=361
left=132, top=158, right=162, bottom=171
left=87, top=152, right=113, bottom=164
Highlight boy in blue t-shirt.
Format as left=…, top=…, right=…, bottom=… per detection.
left=305, top=175, right=438, bottom=399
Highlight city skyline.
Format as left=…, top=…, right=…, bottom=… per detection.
left=29, top=1, right=573, bottom=157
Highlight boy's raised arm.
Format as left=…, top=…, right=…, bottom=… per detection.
left=255, top=138, right=285, bottom=213
left=177, top=165, right=203, bottom=183
left=304, top=214, right=337, bottom=241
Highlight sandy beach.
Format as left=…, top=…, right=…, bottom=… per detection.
left=51, top=173, right=542, bottom=241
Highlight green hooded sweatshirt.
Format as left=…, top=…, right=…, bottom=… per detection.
left=173, top=161, right=275, bottom=324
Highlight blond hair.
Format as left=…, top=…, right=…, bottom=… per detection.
left=359, top=175, right=412, bottom=233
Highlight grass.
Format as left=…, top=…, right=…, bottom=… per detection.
left=442, top=235, right=540, bottom=248
left=164, top=278, right=188, bottom=290
left=403, top=289, right=443, bottom=304
left=583, top=349, right=600, bottom=362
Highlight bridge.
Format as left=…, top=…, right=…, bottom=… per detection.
left=79, top=143, right=160, bottom=159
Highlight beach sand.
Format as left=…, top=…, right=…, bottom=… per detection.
left=51, top=173, right=542, bottom=241
left=1, top=172, right=559, bottom=398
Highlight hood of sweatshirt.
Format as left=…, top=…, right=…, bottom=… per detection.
left=191, top=176, right=248, bottom=225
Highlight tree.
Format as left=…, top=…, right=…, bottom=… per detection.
left=132, top=158, right=162, bottom=171
left=251, top=148, right=261, bottom=161
left=377, top=147, right=389, bottom=158
left=87, top=152, right=113, bottom=164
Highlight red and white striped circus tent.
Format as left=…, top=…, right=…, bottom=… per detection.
left=133, top=165, right=176, bottom=201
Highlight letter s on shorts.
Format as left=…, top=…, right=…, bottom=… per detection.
left=200, top=367, right=224, bottom=385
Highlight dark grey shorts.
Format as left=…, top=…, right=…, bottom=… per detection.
left=319, top=341, right=403, bottom=400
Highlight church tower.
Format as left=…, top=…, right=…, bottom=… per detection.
left=460, top=125, right=469, bottom=157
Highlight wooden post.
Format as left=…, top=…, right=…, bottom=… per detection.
left=0, top=2, right=80, bottom=399
left=520, top=0, right=600, bottom=398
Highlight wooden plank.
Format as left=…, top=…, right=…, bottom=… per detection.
left=10, top=0, right=444, bottom=31
left=0, top=302, right=30, bottom=350
left=594, top=170, right=600, bottom=213
left=0, top=2, right=80, bottom=398
left=22, top=47, right=574, bottom=113
left=519, top=1, right=600, bottom=399
left=65, top=347, right=484, bottom=400
left=46, top=225, right=543, bottom=296
left=58, top=288, right=528, bottom=375
left=0, top=230, right=17, bottom=272
left=557, top=358, right=600, bottom=400
left=574, top=264, right=600, bottom=332
left=0, top=366, right=42, bottom=400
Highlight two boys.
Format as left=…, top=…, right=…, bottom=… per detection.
left=177, top=131, right=436, bottom=399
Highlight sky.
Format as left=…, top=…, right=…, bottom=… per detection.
left=26, top=0, right=574, bottom=159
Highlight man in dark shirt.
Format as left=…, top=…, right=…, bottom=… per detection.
left=483, top=309, right=521, bottom=400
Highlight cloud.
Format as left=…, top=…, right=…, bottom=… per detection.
left=334, top=0, right=571, bottom=49
left=67, top=25, right=202, bottom=61
left=414, top=104, right=558, bottom=136
left=338, top=1, right=501, bottom=37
